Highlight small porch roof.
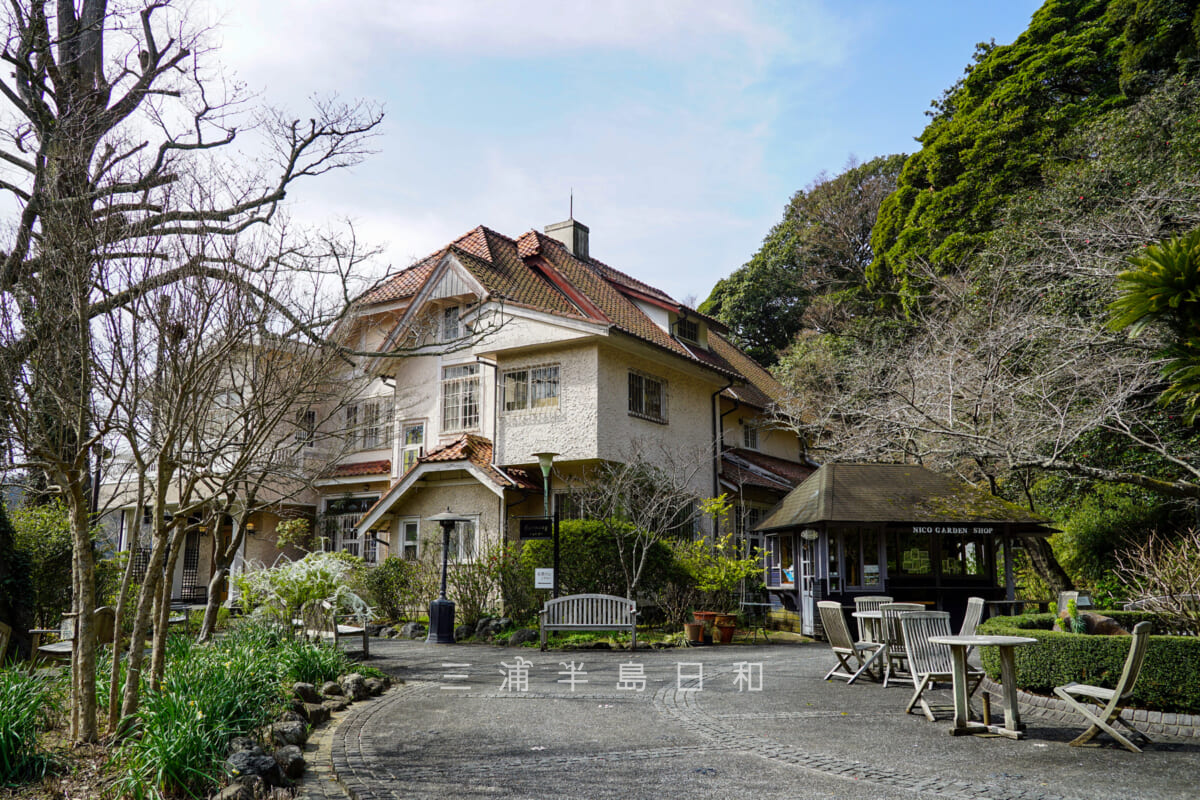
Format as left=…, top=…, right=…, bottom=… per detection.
left=755, top=463, right=1054, bottom=535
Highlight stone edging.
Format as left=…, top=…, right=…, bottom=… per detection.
left=979, top=677, right=1200, bottom=740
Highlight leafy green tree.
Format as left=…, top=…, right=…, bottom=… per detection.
left=1109, top=228, right=1200, bottom=422
left=702, top=154, right=905, bottom=364
left=869, top=0, right=1200, bottom=305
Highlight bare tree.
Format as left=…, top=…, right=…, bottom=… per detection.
left=0, top=1, right=382, bottom=742
left=568, top=444, right=708, bottom=598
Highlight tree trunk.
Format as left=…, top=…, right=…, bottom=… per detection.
left=1020, top=535, right=1073, bottom=596
left=68, top=488, right=97, bottom=742
left=150, top=525, right=186, bottom=690
left=198, top=567, right=228, bottom=643
left=119, top=531, right=168, bottom=726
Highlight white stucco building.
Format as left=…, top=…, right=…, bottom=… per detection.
left=105, top=217, right=815, bottom=602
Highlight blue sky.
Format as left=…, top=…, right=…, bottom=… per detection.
left=211, top=1, right=1044, bottom=304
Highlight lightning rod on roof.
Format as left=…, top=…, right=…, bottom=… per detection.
left=570, top=188, right=573, bottom=220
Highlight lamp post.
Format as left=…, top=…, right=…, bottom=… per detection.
left=426, top=509, right=467, bottom=644
left=533, top=452, right=559, bottom=598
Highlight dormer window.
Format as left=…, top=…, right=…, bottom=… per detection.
left=676, top=318, right=699, bottom=343
left=441, top=306, right=461, bottom=342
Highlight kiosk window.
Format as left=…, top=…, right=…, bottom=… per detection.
left=889, top=531, right=933, bottom=576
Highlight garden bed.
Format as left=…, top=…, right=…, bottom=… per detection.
left=977, top=612, right=1200, bottom=712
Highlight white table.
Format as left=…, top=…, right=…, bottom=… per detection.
left=929, top=634, right=1037, bottom=739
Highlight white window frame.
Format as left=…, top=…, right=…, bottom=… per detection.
left=295, top=409, right=316, bottom=448
left=501, top=364, right=560, bottom=413
left=446, top=517, right=479, bottom=563
left=321, top=496, right=379, bottom=560
left=400, top=518, right=420, bottom=560
left=441, top=305, right=461, bottom=342
left=441, top=364, right=480, bottom=431
left=400, top=421, right=425, bottom=473
left=743, top=423, right=758, bottom=450
left=628, top=370, right=667, bottom=423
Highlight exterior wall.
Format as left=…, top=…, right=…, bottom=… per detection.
left=595, top=343, right=719, bottom=500
left=379, top=480, right=504, bottom=560
left=718, top=400, right=801, bottom=461
left=494, top=342, right=600, bottom=466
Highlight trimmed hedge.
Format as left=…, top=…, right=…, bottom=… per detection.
left=977, top=612, right=1200, bottom=713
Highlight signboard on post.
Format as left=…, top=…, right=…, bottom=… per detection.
left=520, top=516, right=553, bottom=540
left=535, top=568, right=554, bottom=589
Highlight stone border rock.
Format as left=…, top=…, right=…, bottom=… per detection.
left=979, top=677, right=1200, bottom=740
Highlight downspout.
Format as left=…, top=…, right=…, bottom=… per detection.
left=710, top=380, right=735, bottom=500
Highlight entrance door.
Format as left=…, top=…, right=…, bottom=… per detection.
left=799, top=537, right=815, bottom=635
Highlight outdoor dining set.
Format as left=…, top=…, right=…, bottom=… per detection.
left=817, top=596, right=1154, bottom=752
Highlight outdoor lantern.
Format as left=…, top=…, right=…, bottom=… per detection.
left=533, top=452, right=559, bottom=597
left=427, top=509, right=468, bottom=644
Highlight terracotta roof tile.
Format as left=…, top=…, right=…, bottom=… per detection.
left=358, top=258, right=438, bottom=305
left=328, top=459, right=391, bottom=478
left=722, top=449, right=813, bottom=492
left=420, top=433, right=522, bottom=488
left=363, top=223, right=787, bottom=399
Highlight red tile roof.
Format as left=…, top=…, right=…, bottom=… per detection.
left=359, top=222, right=786, bottom=396
left=327, top=459, right=391, bottom=478
left=721, top=448, right=814, bottom=493
left=421, top=434, right=539, bottom=489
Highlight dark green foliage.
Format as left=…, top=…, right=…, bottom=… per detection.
left=978, top=612, right=1200, bottom=711
left=111, top=620, right=350, bottom=799
left=701, top=154, right=905, bottom=363
left=0, top=669, right=58, bottom=784
left=1110, top=228, right=1200, bottom=422
left=359, top=556, right=423, bottom=622
left=521, top=519, right=678, bottom=598
left=0, top=503, right=32, bottom=655
left=9, top=502, right=73, bottom=627
left=870, top=0, right=1200, bottom=304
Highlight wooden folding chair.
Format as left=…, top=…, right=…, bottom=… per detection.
left=1053, top=621, right=1154, bottom=752
left=901, top=611, right=985, bottom=722
left=817, top=602, right=883, bottom=684
left=852, top=595, right=892, bottom=642
left=959, top=596, right=985, bottom=636
left=879, top=602, right=923, bottom=687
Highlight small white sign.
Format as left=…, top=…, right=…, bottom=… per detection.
left=535, top=568, right=554, bottom=589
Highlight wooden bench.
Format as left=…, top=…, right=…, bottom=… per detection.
left=30, top=607, right=116, bottom=665
left=299, top=600, right=369, bottom=657
left=538, top=593, right=639, bottom=651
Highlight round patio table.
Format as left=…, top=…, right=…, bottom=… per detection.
left=928, top=634, right=1037, bottom=739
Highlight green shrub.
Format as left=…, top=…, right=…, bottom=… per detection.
left=0, top=669, right=58, bottom=784
left=111, top=620, right=331, bottom=799
left=521, top=519, right=676, bottom=597
left=359, top=557, right=425, bottom=622
left=978, top=612, right=1200, bottom=712
left=235, top=550, right=372, bottom=625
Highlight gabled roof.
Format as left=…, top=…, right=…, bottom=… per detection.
left=420, top=433, right=538, bottom=489
left=353, top=223, right=783, bottom=391
left=756, top=463, right=1054, bottom=533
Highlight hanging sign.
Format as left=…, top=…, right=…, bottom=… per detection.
left=535, top=568, right=554, bottom=589
left=520, top=516, right=554, bottom=539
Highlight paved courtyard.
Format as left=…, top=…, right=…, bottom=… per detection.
left=304, top=637, right=1199, bottom=800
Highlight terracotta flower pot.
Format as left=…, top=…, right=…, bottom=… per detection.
left=714, top=623, right=736, bottom=644
left=693, top=611, right=718, bottom=625
left=715, top=613, right=736, bottom=627
left=683, top=622, right=704, bottom=642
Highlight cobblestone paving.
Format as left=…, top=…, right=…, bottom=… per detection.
left=299, top=639, right=1200, bottom=800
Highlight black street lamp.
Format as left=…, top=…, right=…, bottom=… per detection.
left=426, top=509, right=467, bottom=644
left=534, top=452, right=559, bottom=598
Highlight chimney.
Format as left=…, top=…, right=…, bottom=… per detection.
left=545, top=218, right=589, bottom=260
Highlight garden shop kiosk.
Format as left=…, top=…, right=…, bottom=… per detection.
left=755, top=464, right=1056, bottom=637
